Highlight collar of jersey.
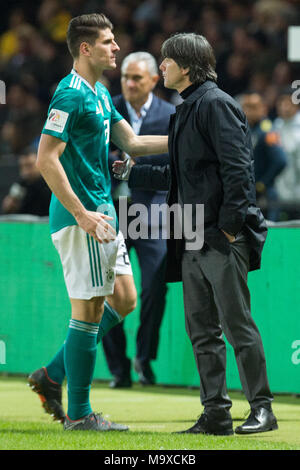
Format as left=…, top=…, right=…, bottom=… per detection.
left=71, top=69, right=98, bottom=95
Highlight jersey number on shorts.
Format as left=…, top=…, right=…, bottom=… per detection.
left=122, top=247, right=130, bottom=265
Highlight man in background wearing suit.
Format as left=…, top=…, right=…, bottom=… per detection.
left=103, top=52, right=175, bottom=387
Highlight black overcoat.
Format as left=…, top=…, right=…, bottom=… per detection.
left=129, top=81, right=268, bottom=282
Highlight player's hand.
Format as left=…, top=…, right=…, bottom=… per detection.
left=112, top=158, right=132, bottom=181
left=75, top=210, right=116, bottom=244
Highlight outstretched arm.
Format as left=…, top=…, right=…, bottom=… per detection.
left=111, top=118, right=168, bottom=158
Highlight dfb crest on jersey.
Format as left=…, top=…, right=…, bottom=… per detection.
left=96, top=100, right=104, bottom=115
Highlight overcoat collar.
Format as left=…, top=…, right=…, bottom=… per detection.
left=170, top=81, right=218, bottom=145
left=180, top=80, right=218, bottom=106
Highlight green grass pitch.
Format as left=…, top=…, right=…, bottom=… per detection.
left=0, top=376, right=299, bottom=450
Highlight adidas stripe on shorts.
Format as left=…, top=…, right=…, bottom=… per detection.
left=52, top=226, right=132, bottom=299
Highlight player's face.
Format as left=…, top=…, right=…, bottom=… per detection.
left=90, top=28, right=120, bottom=72
left=159, top=57, right=187, bottom=92
left=121, top=61, right=158, bottom=107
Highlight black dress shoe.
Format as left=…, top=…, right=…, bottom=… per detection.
left=176, top=411, right=234, bottom=436
left=134, top=359, right=155, bottom=385
left=109, top=375, right=132, bottom=388
left=235, top=406, right=278, bottom=434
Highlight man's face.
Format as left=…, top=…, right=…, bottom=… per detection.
left=88, top=28, right=120, bottom=72
left=121, top=61, right=158, bottom=107
left=276, top=95, right=299, bottom=120
left=19, top=154, right=40, bottom=182
left=159, top=57, right=187, bottom=91
left=241, top=94, right=266, bottom=126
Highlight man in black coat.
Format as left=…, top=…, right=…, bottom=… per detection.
left=113, top=33, right=278, bottom=436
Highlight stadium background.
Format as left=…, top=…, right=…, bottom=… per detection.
left=0, top=0, right=300, bottom=394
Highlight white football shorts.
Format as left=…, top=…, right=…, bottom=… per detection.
left=51, top=225, right=132, bottom=299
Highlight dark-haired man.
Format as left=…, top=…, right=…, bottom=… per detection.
left=241, top=92, right=287, bottom=221
left=27, top=13, right=168, bottom=432
left=114, top=33, right=277, bottom=436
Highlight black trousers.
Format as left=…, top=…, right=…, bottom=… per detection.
left=102, top=236, right=168, bottom=378
left=182, top=233, right=273, bottom=412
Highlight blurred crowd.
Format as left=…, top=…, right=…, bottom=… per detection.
left=1, top=0, right=300, bottom=221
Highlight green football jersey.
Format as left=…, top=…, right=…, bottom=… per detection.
left=42, top=69, right=123, bottom=234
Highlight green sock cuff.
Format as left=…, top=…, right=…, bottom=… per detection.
left=69, top=319, right=99, bottom=337
left=104, top=300, right=123, bottom=322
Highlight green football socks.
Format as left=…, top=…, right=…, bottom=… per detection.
left=98, top=300, right=123, bottom=339
left=45, top=344, right=65, bottom=385
left=45, top=301, right=124, bottom=385
left=64, top=319, right=99, bottom=420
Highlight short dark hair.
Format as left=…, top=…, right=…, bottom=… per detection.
left=161, top=33, right=217, bottom=84
left=67, top=13, right=113, bottom=59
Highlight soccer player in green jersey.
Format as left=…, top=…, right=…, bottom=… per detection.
left=28, top=13, right=168, bottom=432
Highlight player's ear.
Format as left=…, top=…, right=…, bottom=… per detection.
left=79, top=41, right=91, bottom=57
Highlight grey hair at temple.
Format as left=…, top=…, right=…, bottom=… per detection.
left=121, top=52, right=159, bottom=77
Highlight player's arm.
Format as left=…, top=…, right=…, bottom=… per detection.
left=36, top=134, right=115, bottom=242
left=111, top=118, right=168, bottom=157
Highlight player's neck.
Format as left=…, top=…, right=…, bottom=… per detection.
left=73, top=61, right=102, bottom=90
